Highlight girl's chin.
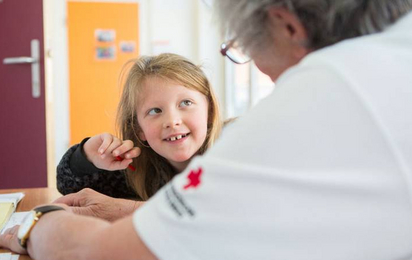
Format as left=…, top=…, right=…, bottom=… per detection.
left=167, top=157, right=191, bottom=171
left=167, top=154, right=193, bottom=163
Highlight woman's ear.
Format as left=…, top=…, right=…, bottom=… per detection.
left=266, top=7, right=310, bottom=58
left=267, top=7, right=307, bottom=42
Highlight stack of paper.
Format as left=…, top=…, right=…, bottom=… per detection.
left=1, top=212, right=30, bottom=235
left=0, top=252, right=19, bottom=260
left=0, top=203, right=14, bottom=231
left=0, top=193, right=24, bottom=233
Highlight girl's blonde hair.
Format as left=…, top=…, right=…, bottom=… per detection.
left=117, top=53, right=222, bottom=200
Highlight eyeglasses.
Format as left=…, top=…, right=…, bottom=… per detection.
left=220, top=40, right=251, bottom=64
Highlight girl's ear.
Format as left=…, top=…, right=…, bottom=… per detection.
left=138, top=131, right=147, bottom=141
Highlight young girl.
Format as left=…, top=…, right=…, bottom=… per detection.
left=57, top=53, right=222, bottom=200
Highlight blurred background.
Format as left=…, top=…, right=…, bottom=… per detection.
left=0, top=0, right=274, bottom=189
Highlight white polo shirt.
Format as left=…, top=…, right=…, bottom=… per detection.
left=134, top=11, right=412, bottom=260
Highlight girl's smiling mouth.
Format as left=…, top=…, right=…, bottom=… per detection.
left=164, top=133, right=190, bottom=142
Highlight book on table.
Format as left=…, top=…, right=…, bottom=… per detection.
left=0, top=192, right=25, bottom=233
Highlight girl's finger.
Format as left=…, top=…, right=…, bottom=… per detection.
left=112, top=140, right=135, bottom=157
left=111, top=158, right=133, bottom=170
left=124, top=147, right=141, bottom=159
left=98, top=133, right=114, bottom=155
left=105, top=137, right=123, bottom=156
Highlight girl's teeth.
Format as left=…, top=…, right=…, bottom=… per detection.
left=168, top=134, right=185, bottom=141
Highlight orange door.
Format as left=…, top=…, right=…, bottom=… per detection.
left=0, top=0, right=47, bottom=188
left=68, top=2, right=139, bottom=144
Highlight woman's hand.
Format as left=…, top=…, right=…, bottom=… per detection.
left=54, top=188, right=144, bottom=222
left=83, top=133, right=141, bottom=171
left=0, top=225, right=27, bottom=254
left=0, top=203, right=70, bottom=255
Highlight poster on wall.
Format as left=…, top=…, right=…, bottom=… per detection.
left=119, top=41, right=136, bottom=53
left=96, top=46, right=116, bottom=60
left=95, top=29, right=116, bottom=60
left=95, top=29, right=115, bottom=42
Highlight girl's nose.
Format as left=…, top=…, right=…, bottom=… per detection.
left=163, top=113, right=182, bottom=128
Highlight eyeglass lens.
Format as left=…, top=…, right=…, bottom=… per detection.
left=220, top=41, right=251, bottom=64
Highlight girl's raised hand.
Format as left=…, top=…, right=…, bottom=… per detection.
left=83, top=133, right=141, bottom=171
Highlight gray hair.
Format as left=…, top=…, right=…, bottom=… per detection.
left=215, top=0, right=412, bottom=52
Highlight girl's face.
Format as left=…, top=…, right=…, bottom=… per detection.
left=136, top=77, right=209, bottom=172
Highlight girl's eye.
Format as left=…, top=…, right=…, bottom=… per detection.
left=148, top=108, right=162, bottom=115
left=180, top=100, right=193, bottom=107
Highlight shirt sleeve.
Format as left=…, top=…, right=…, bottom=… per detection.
left=56, top=138, right=136, bottom=199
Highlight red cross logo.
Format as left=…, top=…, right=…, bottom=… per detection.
left=183, top=167, right=203, bottom=190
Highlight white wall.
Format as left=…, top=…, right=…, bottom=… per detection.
left=149, top=0, right=197, bottom=57
left=44, top=0, right=225, bottom=185
left=197, top=1, right=226, bottom=113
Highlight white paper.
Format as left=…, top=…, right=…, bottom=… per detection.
left=0, top=212, right=29, bottom=235
left=0, top=193, right=25, bottom=206
left=0, top=253, right=11, bottom=260
left=0, top=253, right=19, bottom=260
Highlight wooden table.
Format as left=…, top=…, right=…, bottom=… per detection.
left=0, top=188, right=62, bottom=260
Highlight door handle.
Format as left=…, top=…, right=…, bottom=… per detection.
left=2, top=39, right=41, bottom=98
left=3, top=57, right=37, bottom=64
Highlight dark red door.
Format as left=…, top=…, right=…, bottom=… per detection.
left=0, top=0, right=47, bottom=188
